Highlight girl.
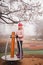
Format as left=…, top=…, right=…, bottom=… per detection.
left=16, top=22, right=24, bottom=59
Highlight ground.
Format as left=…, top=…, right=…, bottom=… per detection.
left=0, top=40, right=43, bottom=65
left=0, top=55, right=43, bottom=65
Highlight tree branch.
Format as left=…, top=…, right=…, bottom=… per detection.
left=2, top=16, right=18, bottom=24
left=1, top=17, right=8, bottom=24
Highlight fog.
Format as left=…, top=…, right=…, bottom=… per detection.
left=0, top=0, right=43, bottom=38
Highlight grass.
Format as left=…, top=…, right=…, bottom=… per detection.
left=0, top=53, right=4, bottom=58
left=24, top=50, right=43, bottom=55
left=23, top=48, right=43, bottom=55
left=0, top=48, right=43, bottom=58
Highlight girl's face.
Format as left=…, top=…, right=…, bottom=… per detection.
left=18, top=26, right=23, bottom=30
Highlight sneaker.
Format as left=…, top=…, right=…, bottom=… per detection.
left=16, top=54, right=20, bottom=58
left=16, top=54, right=19, bottom=56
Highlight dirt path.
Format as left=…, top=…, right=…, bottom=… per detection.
left=0, top=55, right=43, bottom=65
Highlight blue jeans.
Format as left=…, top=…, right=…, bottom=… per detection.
left=17, top=40, right=23, bottom=57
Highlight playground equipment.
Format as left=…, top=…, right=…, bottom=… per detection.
left=1, top=32, right=20, bottom=61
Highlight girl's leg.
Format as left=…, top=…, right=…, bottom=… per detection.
left=17, top=41, right=20, bottom=57
left=20, top=41, right=23, bottom=59
left=17, top=41, right=23, bottom=59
